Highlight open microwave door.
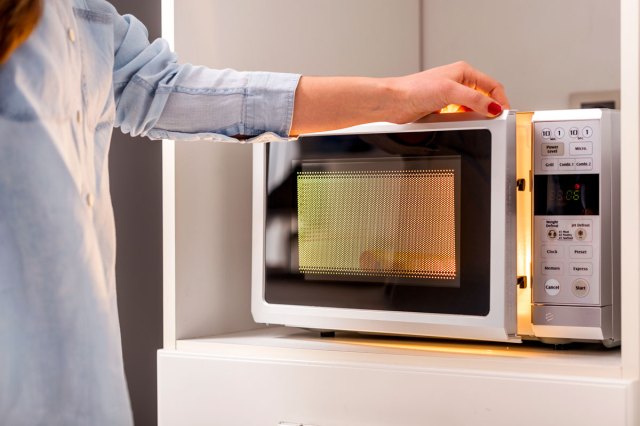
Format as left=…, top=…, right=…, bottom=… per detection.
left=252, top=112, right=519, bottom=343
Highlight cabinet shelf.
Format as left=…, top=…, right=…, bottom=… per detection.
left=175, top=327, right=622, bottom=381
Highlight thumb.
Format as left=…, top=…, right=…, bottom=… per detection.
left=447, top=82, right=504, bottom=117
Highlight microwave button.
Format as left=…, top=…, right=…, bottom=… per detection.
left=542, top=128, right=552, bottom=139
left=554, top=128, right=566, bottom=139
left=547, top=229, right=558, bottom=240
left=570, top=142, right=593, bottom=156
left=575, top=228, right=587, bottom=240
left=544, top=278, right=561, bottom=296
left=558, top=159, right=576, bottom=171
left=542, top=245, right=562, bottom=258
left=542, top=262, right=563, bottom=275
left=541, top=159, right=558, bottom=171
left=542, top=143, right=564, bottom=156
left=582, top=126, right=593, bottom=138
left=575, top=158, right=593, bottom=171
left=569, top=262, right=592, bottom=276
left=571, top=278, right=590, bottom=298
left=569, top=127, right=580, bottom=138
left=570, top=246, right=593, bottom=258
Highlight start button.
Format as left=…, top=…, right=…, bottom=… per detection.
left=571, top=278, right=590, bottom=298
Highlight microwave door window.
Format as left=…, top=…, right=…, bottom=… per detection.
left=296, top=160, right=461, bottom=288
left=264, top=129, right=492, bottom=316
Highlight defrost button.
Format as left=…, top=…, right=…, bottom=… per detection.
left=575, top=228, right=587, bottom=240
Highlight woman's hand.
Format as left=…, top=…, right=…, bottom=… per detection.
left=289, top=61, right=510, bottom=136
left=386, top=61, right=511, bottom=123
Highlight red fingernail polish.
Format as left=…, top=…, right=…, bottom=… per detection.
left=488, top=102, right=502, bottom=116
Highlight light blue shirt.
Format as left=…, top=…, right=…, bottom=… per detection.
left=0, top=0, right=300, bottom=424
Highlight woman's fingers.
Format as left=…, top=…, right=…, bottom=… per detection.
left=454, top=62, right=511, bottom=109
left=444, top=81, right=504, bottom=117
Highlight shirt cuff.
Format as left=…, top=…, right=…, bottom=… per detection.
left=245, top=72, right=301, bottom=137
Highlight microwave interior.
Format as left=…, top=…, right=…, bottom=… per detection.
left=264, top=129, right=494, bottom=316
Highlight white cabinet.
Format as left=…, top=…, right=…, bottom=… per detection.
left=159, top=1, right=640, bottom=424
left=159, top=329, right=630, bottom=426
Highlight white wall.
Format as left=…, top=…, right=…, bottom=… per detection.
left=422, top=0, right=621, bottom=110
left=170, top=0, right=621, bottom=341
left=172, top=0, right=421, bottom=340
left=175, top=0, right=421, bottom=76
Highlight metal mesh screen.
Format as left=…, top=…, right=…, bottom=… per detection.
left=297, top=169, right=457, bottom=280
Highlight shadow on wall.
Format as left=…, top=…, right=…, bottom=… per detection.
left=108, top=0, right=163, bottom=425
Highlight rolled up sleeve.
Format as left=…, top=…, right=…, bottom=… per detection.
left=111, top=13, right=301, bottom=141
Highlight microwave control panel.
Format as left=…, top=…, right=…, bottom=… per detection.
left=532, top=118, right=602, bottom=306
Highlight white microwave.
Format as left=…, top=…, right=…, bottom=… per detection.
left=251, top=109, right=620, bottom=347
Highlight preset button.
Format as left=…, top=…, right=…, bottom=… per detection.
left=570, top=246, right=593, bottom=258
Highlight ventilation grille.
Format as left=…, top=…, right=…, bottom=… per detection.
left=297, top=169, right=457, bottom=280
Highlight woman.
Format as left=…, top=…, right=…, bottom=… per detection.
left=0, top=0, right=509, bottom=424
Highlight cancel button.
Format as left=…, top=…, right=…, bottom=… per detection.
left=544, top=278, right=561, bottom=296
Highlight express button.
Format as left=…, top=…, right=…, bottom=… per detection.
left=569, top=263, right=592, bottom=276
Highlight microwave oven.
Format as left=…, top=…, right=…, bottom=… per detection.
left=252, top=109, right=620, bottom=346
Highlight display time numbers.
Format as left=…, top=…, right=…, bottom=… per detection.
left=534, top=174, right=599, bottom=216
left=549, top=187, right=581, bottom=202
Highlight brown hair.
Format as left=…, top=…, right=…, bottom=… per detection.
left=0, top=0, right=42, bottom=64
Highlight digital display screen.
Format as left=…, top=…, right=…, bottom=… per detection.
left=534, top=174, right=599, bottom=216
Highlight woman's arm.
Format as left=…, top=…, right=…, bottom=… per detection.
left=290, top=61, right=510, bottom=136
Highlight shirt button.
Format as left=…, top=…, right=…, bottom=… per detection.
left=68, top=28, right=76, bottom=43
left=76, top=110, right=81, bottom=124
left=86, top=193, right=94, bottom=207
